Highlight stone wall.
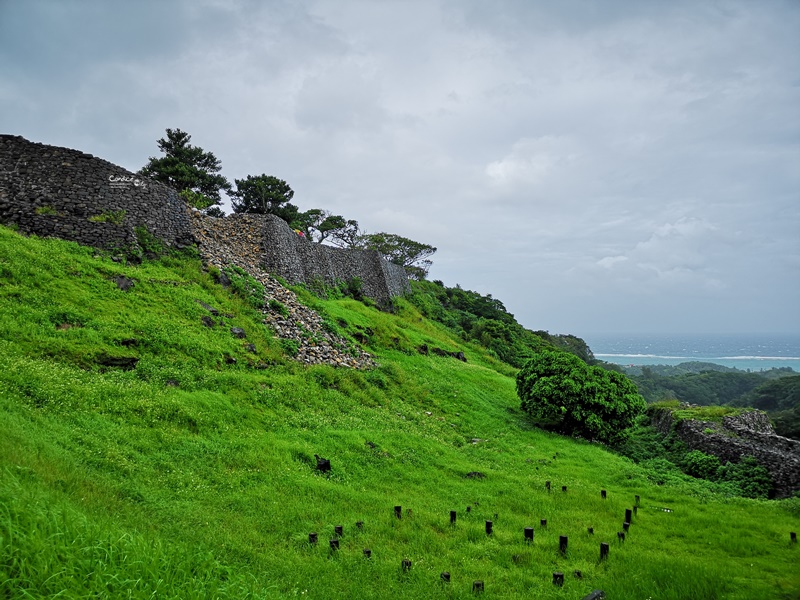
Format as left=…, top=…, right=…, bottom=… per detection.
left=650, top=407, right=800, bottom=498
left=0, top=135, right=409, bottom=307
left=260, top=213, right=410, bottom=308
left=0, top=135, right=194, bottom=251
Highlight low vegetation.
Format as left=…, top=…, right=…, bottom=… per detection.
left=1, top=224, right=799, bottom=599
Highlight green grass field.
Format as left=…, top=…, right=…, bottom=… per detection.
left=1, top=225, right=798, bottom=599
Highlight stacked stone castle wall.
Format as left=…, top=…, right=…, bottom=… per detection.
left=0, top=135, right=408, bottom=306
left=0, top=134, right=194, bottom=251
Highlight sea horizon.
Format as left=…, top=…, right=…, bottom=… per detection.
left=583, top=332, right=800, bottom=372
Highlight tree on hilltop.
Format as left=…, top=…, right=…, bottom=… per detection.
left=139, top=128, right=231, bottom=213
left=297, top=209, right=362, bottom=246
left=362, top=232, right=437, bottom=280
left=230, top=174, right=302, bottom=225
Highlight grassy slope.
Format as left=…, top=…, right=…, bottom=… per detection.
left=0, top=225, right=798, bottom=600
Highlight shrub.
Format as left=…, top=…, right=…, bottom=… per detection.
left=516, top=349, right=646, bottom=445
left=340, top=277, right=363, bottom=301
left=683, top=450, right=721, bottom=480
left=716, top=456, right=772, bottom=499
left=134, top=225, right=165, bottom=257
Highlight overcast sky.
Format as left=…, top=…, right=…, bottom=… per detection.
left=1, top=0, right=798, bottom=338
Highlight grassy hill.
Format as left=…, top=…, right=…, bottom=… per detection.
left=1, top=224, right=798, bottom=599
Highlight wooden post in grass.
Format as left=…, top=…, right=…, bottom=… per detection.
left=441, top=572, right=450, bottom=583
left=623, top=522, right=630, bottom=532
left=545, top=480, right=551, bottom=492
left=633, top=506, right=637, bottom=516
left=562, top=485, right=567, bottom=493
left=466, top=505, right=472, bottom=513
left=617, top=531, right=625, bottom=542
left=541, top=518, right=547, bottom=528
left=402, top=558, right=412, bottom=571
left=791, top=532, right=797, bottom=543
left=394, top=505, right=402, bottom=519
left=524, top=527, right=534, bottom=541
left=450, top=510, right=457, bottom=524
left=559, top=535, right=568, bottom=555
left=600, top=542, right=609, bottom=560
left=553, top=572, right=564, bottom=586
left=625, top=508, right=632, bottom=523
left=601, top=489, right=607, bottom=499
left=588, top=527, right=594, bottom=535
left=472, top=580, right=484, bottom=593
left=363, top=548, right=371, bottom=558
left=335, top=525, right=343, bottom=536
left=329, top=539, right=339, bottom=550
left=309, top=532, right=318, bottom=545
left=485, top=520, right=493, bottom=535
left=356, top=521, right=364, bottom=529
left=582, top=591, right=606, bottom=600
left=574, top=570, right=583, bottom=579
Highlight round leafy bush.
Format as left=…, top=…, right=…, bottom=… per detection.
left=516, top=349, right=646, bottom=445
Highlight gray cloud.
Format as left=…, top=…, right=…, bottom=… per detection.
left=1, top=0, right=798, bottom=335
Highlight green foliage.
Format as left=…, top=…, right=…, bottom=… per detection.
left=617, top=405, right=776, bottom=500
left=671, top=404, right=746, bottom=423
left=179, top=189, right=216, bottom=211
left=88, top=209, right=127, bottom=225
left=139, top=128, right=231, bottom=213
left=221, top=265, right=265, bottom=309
left=34, top=205, right=58, bottom=216
left=341, top=276, right=364, bottom=301
left=408, top=280, right=593, bottom=368
left=716, top=456, right=773, bottom=499
left=772, top=405, right=800, bottom=439
left=295, top=209, right=362, bottom=247
left=268, top=298, right=289, bottom=318
left=516, top=349, right=646, bottom=444
left=631, top=367, right=767, bottom=406
left=361, top=232, right=436, bottom=280
left=134, top=225, right=165, bottom=258
left=230, top=174, right=299, bottom=223
left=298, top=276, right=365, bottom=304
left=279, top=338, right=299, bottom=356
left=737, top=374, right=800, bottom=412
left=683, top=450, right=721, bottom=479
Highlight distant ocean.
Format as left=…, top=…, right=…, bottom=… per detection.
left=584, top=333, right=800, bottom=372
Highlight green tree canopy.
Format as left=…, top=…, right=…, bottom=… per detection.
left=516, top=349, right=646, bottom=444
left=362, top=232, right=436, bottom=280
left=230, top=174, right=301, bottom=224
left=296, top=209, right=361, bottom=246
left=139, top=128, right=231, bottom=212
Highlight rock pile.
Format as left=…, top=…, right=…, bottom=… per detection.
left=189, top=210, right=376, bottom=370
